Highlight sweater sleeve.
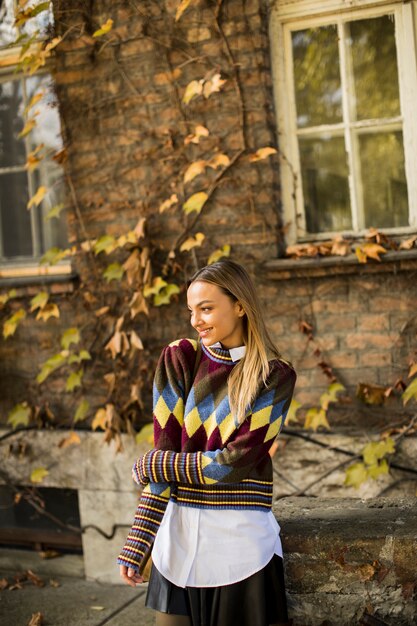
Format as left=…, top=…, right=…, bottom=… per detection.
left=134, top=360, right=296, bottom=487
left=117, top=338, right=197, bottom=572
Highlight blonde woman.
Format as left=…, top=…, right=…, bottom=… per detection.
left=118, top=259, right=296, bottom=626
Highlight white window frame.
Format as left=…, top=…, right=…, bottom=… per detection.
left=0, top=2, right=71, bottom=278
left=269, top=0, right=417, bottom=244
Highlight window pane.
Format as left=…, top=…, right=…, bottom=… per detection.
left=299, top=136, right=351, bottom=233
left=0, top=0, right=18, bottom=49
left=359, top=131, right=408, bottom=228
left=0, top=79, right=27, bottom=167
left=292, top=25, right=342, bottom=128
left=20, top=2, right=54, bottom=41
left=0, top=170, right=33, bottom=258
left=349, top=15, right=400, bottom=121
left=26, top=74, right=63, bottom=153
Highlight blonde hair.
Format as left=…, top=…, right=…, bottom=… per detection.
left=187, top=259, right=283, bottom=425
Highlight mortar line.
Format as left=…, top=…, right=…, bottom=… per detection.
left=94, top=588, right=148, bottom=626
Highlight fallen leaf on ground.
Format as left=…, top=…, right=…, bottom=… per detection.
left=28, top=613, right=43, bottom=626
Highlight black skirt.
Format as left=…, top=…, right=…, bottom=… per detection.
left=145, top=554, right=289, bottom=626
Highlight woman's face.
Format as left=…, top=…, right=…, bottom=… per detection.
left=187, top=280, right=245, bottom=349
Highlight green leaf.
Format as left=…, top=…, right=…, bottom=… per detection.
left=30, top=467, right=49, bottom=484
left=45, top=203, right=65, bottom=220
left=344, top=462, right=368, bottom=489
left=30, top=291, right=49, bottom=312
left=320, top=382, right=345, bottom=410
left=402, top=377, right=417, bottom=405
left=362, top=438, right=395, bottom=466
left=0, top=288, right=18, bottom=306
left=37, top=352, right=68, bottom=384
left=65, top=369, right=83, bottom=392
left=28, top=2, right=50, bottom=18
left=143, top=277, right=168, bottom=298
left=135, top=423, right=154, bottom=445
left=367, top=458, right=389, bottom=479
left=183, top=192, right=208, bottom=215
left=3, top=309, right=26, bottom=338
left=39, top=247, right=68, bottom=266
left=74, top=399, right=90, bottom=423
left=61, top=327, right=80, bottom=350
left=102, top=263, right=125, bottom=283
left=68, top=350, right=91, bottom=364
left=153, top=284, right=180, bottom=306
left=7, top=402, right=31, bottom=428
left=93, top=235, right=117, bottom=255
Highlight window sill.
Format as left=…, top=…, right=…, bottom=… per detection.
left=0, top=263, right=77, bottom=291
left=263, top=249, right=417, bottom=280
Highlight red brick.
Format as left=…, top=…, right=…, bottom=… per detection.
left=345, top=333, right=395, bottom=350
left=329, top=353, right=357, bottom=369
left=316, top=315, right=356, bottom=332
left=359, top=352, right=392, bottom=367
left=358, top=314, right=390, bottom=331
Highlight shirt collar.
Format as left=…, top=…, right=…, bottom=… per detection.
left=209, top=341, right=246, bottom=362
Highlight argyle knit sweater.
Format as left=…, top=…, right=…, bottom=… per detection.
left=117, top=337, right=296, bottom=573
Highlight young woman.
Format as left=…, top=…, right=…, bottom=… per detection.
left=118, top=259, right=297, bottom=626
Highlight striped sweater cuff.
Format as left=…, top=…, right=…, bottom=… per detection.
left=136, top=449, right=205, bottom=486
left=117, top=492, right=167, bottom=572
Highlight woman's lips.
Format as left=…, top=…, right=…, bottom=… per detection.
left=199, top=328, right=213, bottom=336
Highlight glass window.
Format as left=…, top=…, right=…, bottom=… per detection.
left=0, top=2, right=67, bottom=265
left=287, top=12, right=412, bottom=236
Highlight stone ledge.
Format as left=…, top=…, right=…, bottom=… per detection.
left=262, top=249, right=417, bottom=281
left=276, top=497, right=417, bottom=625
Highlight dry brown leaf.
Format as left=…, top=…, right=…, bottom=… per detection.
left=49, top=578, right=60, bottom=587
left=408, top=362, right=417, bottom=378
left=331, top=238, right=351, bottom=256
left=130, top=330, right=144, bottom=350
left=399, top=235, right=417, bottom=250
left=38, top=550, right=61, bottom=559
left=159, top=194, right=178, bottom=213
left=58, top=431, right=81, bottom=449
left=28, top=612, right=43, bottom=626
left=184, top=125, right=209, bottom=145
left=183, top=160, right=206, bottom=184
left=92, top=408, right=107, bottom=431
left=202, top=73, right=226, bottom=98
left=356, top=383, right=388, bottom=405
left=27, top=570, right=44, bottom=587
left=129, top=291, right=149, bottom=318
left=248, top=147, right=277, bottom=162
left=361, top=243, right=387, bottom=261
left=207, top=153, right=230, bottom=169
left=94, top=306, right=110, bottom=317
left=0, top=578, right=9, bottom=590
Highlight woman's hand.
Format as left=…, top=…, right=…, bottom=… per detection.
left=119, top=564, right=145, bottom=587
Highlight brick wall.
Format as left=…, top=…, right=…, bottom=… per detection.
left=1, top=0, right=416, bottom=432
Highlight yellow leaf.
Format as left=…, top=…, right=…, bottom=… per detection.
left=159, top=194, right=178, bottom=213
left=45, top=202, right=65, bottom=220
left=143, top=277, right=168, bottom=297
left=402, top=377, right=417, bottom=405
left=183, top=192, right=208, bottom=215
left=39, top=247, right=68, bottom=265
left=407, top=362, right=417, bottom=378
left=207, top=244, right=230, bottom=265
left=179, top=232, right=205, bottom=252
left=74, top=399, right=90, bottom=423
left=102, top=263, right=125, bottom=283
left=24, top=91, right=44, bottom=116
left=154, top=284, right=180, bottom=306
left=68, top=350, right=91, bottom=364
left=320, top=382, right=345, bottom=410
left=344, top=462, right=368, bottom=489
left=65, top=369, right=83, bottom=392
left=285, top=398, right=301, bottom=424
left=58, top=431, right=81, bottom=449
left=92, top=18, right=113, bottom=37
left=184, top=125, right=209, bottom=145
left=183, top=161, right=207, bottom=184
left=36, top=351, right=68, bottom=384
left=203, top=73, right=226, bottom=98
left=31, top=467, right=49, bottom=484
left=3, top=309, right=26, bottom=339
left=207, top=153, right=230, bottom=169
left=93, top=235, right=117, bottom=255
left=92, top=408, right=108, bottom=431
left=249, top=147, right=277, bottom=162
left=135, top=423, right=154, bottom=445
left=36, top=303, right=60, bottom=322
left=7, top=402, right=31, bottom=428
left=30, top=291, right=49, bottom=312
left=304, top=407, right=331, bottom=431
left=130, top=330, right=144, bottom=350
left=182, top=79, right=203, bottom=104
left=61, top=328, right=80, bottom=350
left=18, top=118, right=37, bottom=138
left=175, top=0, right=193, bottom=21
left=27, top=185, right=47, bottom=209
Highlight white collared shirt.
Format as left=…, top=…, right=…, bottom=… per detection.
left=151, top=341, right=283, bottom=588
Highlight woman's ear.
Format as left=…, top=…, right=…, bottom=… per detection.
left=235, top=301, right=245, bottom=317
